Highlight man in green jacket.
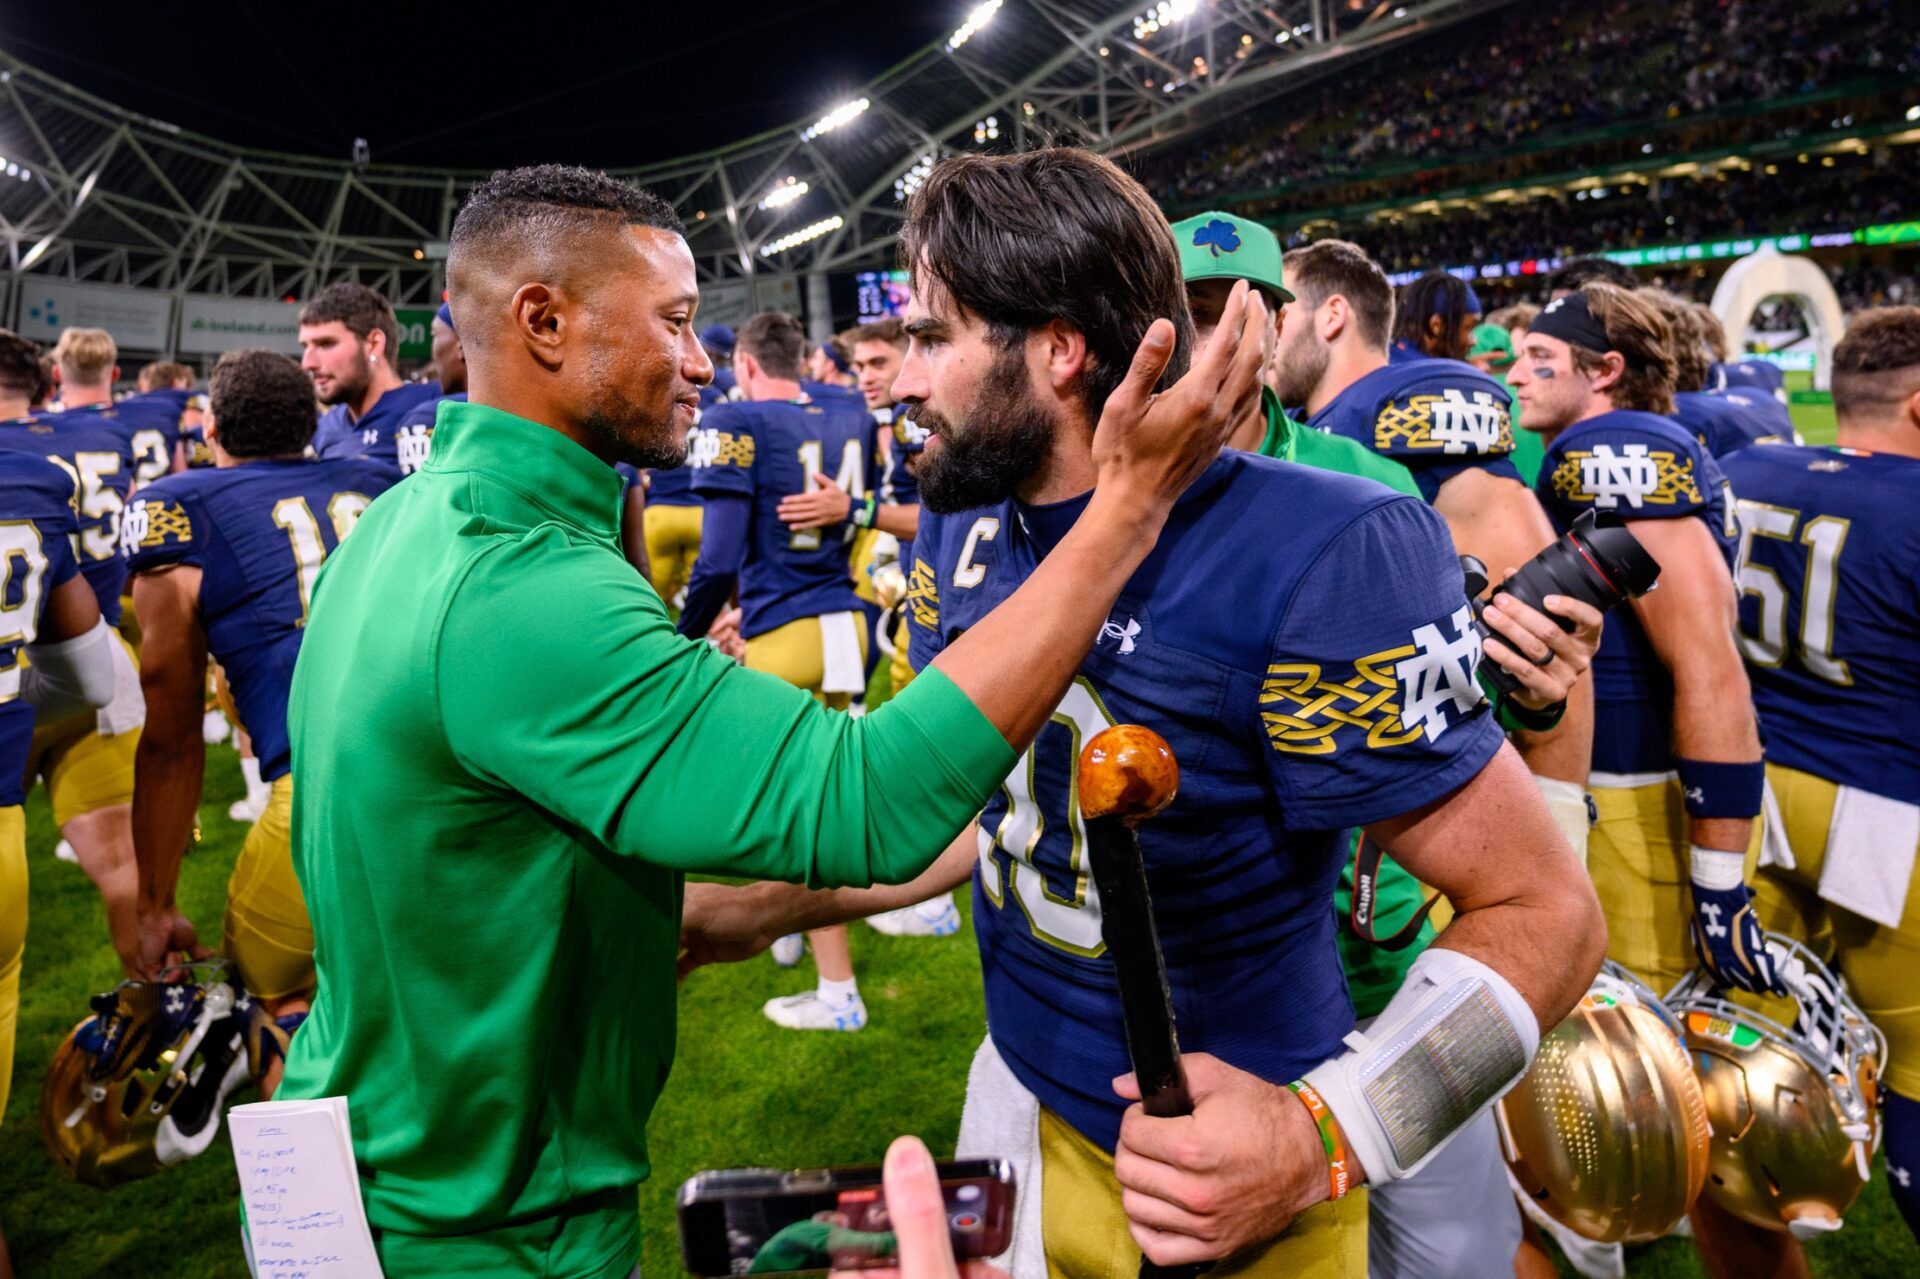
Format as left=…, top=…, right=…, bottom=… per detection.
left=265, top=164, right=1265, bottom=1279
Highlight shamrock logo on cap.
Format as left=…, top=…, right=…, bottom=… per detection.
left=1191, top=218, right=1240, bottom=257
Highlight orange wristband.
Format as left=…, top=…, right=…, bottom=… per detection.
left=1288, top=1079, right=1356, bottom=1201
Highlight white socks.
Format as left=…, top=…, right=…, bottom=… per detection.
left=817, top=976, right=860, bottom=1007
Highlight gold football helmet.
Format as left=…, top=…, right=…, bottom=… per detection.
left=41, top=963, right=254, bottom=1188
left=1667, top=933, right=1885, bottom=1238
left=869, top=560, right=908, bottom=612
left=1498, top=961, right=1710, bottom=1242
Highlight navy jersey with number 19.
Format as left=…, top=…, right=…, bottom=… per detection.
left=0, top=453, right=84, bottom=808
left=907, top=451, right=1503, bottom=1152
left=1721, top=444, right=1920, bottom=802
left=121, top=458, right=398, bottom=780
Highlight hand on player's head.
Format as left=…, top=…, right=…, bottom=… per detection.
left=1091, top=279, right=1266, bottom=516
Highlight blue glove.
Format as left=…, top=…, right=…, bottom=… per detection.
left=1688, top=845, right=1784, bottom=995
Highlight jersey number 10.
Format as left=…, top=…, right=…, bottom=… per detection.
left=272, top=492, right=374, bottom=624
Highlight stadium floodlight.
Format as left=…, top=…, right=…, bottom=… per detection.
left=948, top=0, right=1001, bottom=51
left=894, top=154, right=937, bottom=203
left=759, top=215, right=844, bottom=258
left=973, top=116, right=1001, bottom=144
left=759, top=178, right=810, bottom=210
left=1908, top=105, right=1920, bottom=121
left=802, top=98, right=870, bottom=141
left=1133, top=0, right=1195, bottom=39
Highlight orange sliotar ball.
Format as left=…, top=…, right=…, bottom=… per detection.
left=1077, top=725, right=1179, bottom=822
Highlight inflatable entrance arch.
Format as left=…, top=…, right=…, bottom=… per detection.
left=1709, top=249, right=1846, bottom=391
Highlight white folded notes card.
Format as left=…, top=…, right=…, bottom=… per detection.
left=230, top=1096, right=385, bottom=1278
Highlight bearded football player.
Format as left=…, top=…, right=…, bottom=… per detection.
left=682, top=147, right=1605, bottom=1279
left=302, top=282, right=439, bottom=469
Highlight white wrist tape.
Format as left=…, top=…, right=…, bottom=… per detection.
left=1689, top=844, right=1747, bottom=891
left=1534, top=775, right=1592, bottom=869
left=1304, top=946, right=1540, bottom=1183
left=20, top=619, right=117, bottom=723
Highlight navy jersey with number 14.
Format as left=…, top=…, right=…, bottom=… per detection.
left=1721, top=444, right=1920, bottom=802
left=121, top=458, right=398, bottom=780
left=907, top=451, right=1503, bottom=1152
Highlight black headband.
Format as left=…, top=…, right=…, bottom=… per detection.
left=1528, top=293, right=1613, bottom=354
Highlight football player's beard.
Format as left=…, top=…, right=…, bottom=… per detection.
left=915, top=346, right=1055, bottom=515
left=317, top=350, right=372, bottom=408
left=1270, top=327, right=1328, bottom=412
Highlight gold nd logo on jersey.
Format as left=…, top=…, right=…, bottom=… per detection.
left=687, top=430, right=755, bottom=469
left=904, top=557, right=939, bottom=630
left=1260, top=607, right=1485, bottom=755
left=119, top=498, right=193, bottom=554
left=1551, top=442, right=1701, bottom=510
left=1374, top=389, right=1514, bottom=456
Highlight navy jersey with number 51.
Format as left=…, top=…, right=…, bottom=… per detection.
left=1720, top=443, right=1920, bottom=801
left=907, top=451, right=1503, bottom=1152
left=122, top=458, right=398, bottom=780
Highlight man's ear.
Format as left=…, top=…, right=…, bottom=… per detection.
left=511, top=282, right=564, bottom=371
left=1039, top=318, right=1089, bottom=398
left=1425, top=314, right=1446, bottom=344
left=1320, top=296, right=1349, bottom=344
left=1903, top=387, right=1920, bottom=435
left=1586, top=350, right=1627, bottom=395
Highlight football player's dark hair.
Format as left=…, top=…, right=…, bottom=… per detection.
left=1394, top=271, right=1477, bottom=354
left=1570, top=283, right=1676, bottom=415
left=0, top=329, right=45, bottom=402
left=138, top=360, right=195, bottom=392
left=900, top=147, right=1193, bottom=425
left=735, top=312, right=808, bottom=380
left=847, top=317, right=908, bottom=351
left=1546, top=256, right=1638, bottom=295
left=450, top=164, right=681, bottom=266
left=1832, top=305, right=1920, bottom=421
left=1281, top=240, right=1394, bottom=349
left=208, top=350, right=319, bottom=458
left=299, top=282, right=400, bottom=364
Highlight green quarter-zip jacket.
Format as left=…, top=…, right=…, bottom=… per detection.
left=278, top=400, right=1015, bottom=1279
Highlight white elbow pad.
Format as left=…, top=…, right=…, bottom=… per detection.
left=1304, top=946, right=1540, bottom=1184
left=21, top=619, right=120, bottom=723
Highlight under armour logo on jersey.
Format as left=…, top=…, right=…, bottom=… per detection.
left=1398, top=606, right=1484, bottom=741
left=1577, top=443, right=1661, bottom=509
left=165, top=987, right=187, bottom=1014
left=1892, top=1164, right=1912, bottom=1188
left=1099, top=616, right=1141, bottom=655
left=1686, top=786, right=1705, bottom=808
left=396, top=424, right=432, bottom=474
left=1427, top=390, right=1509, bottom=454
left=1698, top=902, right=1729, bottom=939
left=362, top=427, right=379, bottom=445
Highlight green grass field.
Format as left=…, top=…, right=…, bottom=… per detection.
left=6, top=741, right=1917, bottom=1277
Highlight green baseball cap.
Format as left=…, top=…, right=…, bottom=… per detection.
left=1469, top=321, right=1515, bottom=368
left=1170, top=211, right=1294, bottom=303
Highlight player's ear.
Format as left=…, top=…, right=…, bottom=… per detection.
left=1320, top=295, right=1348, bottom=344
left=1588, top=350, right=1626, bottom=394
left=510, top=282, right=564, bottom=371
left=1904, top=386, right=1920, bottom=433
left=1040, top=319, right=1088, bottom=399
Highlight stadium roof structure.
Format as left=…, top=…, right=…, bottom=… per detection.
left=0, top=0, right=1513, bottom=305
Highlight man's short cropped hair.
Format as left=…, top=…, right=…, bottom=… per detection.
left=299, top=283, right=400, bottom=360
left=52, top=328, right=116, bottom=386
left=1832, top=307, right=1920, bottom=421
left=1281, top=240, right=1394, bottom=349
left=450, top=165, right=682, bottom=264
left=208, top=350, right=319, bottom=458
left=735, top=312, right=808, bottom=380
left=0, top=330, right=45, bottom=403
left=847, top=317, right=908, bottom=351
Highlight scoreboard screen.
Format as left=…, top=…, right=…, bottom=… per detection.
left=856, top=270, right=911, bottom=321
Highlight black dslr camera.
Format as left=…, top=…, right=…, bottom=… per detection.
left=1463, top=510, right=1661, bottom=698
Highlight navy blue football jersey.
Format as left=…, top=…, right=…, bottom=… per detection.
left=907, top=452, right=1503, bottom=1151
left=0, top=407, right=141, bottom=623
left=689, top=395, right=876, bottom=638
left=385, top=391, right=463, bottom=476
left=1720, top=444, right=1920, bottom=801
left=1536, top=410, right=1735, bottom=774
left=311, top=382, right=440, bottom=472
left=121, top=458, right=398, bottom=780
left=1308, top=357, right=1521, bottom=501
left=1711, top=359, right=1787, bottom=398
left=1672, top=391, right=1790, bottom=459
left=115, top=389, right=200, bottom=488
left=0, top=452, right=84, bottom=807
